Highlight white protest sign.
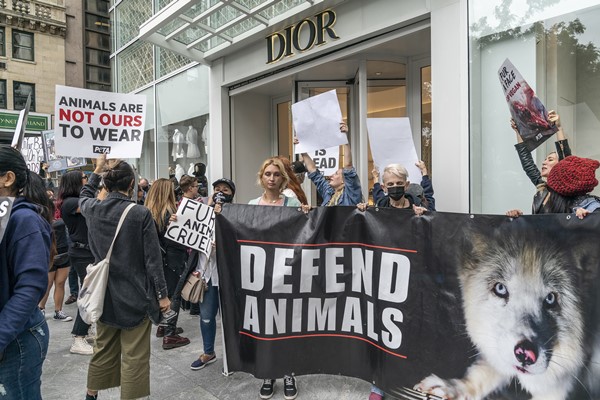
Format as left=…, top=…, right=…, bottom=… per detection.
left=366, top=118, right=421, bottom=184
left=498, top=58, right=557, bottom=151
left=312, top=146, right=339, bottom=176
left=11, top=95, right=31, bottom=149
left=292, top=90, right=347, bottom=154
left=54, top=85, right=146, bottom=159
left=41, top=130, right=86, bottom=172
left=0, top=197, right=14, bottom=243
left=19, top=135, right=44, bottom=174
left=165, top=198, right=215, bottom=256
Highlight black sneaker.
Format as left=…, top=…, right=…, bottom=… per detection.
left=283, top=375, right=297, bottom=400
left=259, top=379, right=275, bottom=399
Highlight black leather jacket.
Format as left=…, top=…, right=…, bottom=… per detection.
left=514, top=139, right=571, bottom=213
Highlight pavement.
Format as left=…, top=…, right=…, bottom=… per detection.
left=41, top=290, right=374, bottom=400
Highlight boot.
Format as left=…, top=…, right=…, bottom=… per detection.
left=162, top=334, right=190, bottom=350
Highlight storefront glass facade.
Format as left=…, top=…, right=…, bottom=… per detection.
left=112, top=0, right=208, bottom=181
left=469, top=0, right=600, bottom=214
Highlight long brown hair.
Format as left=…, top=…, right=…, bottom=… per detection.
left=145, top=178, right=176, bottom=232
left=278, top=156, right=308, bottom=205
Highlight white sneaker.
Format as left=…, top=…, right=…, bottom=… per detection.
left=70, top=337, right=94, bottom=355
left=53, top=310, right=73, bottom=322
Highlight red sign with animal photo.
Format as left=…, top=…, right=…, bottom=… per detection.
left=499, top=59, right=558, bottom=152
left=216, top=205, right=600, bottom=399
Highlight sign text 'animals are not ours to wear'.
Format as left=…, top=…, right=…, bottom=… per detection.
left=53, top=85, right=146, bottom=159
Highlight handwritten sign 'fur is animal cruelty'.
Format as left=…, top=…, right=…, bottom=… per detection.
left=165, top=198, right=215, bottom=256
left=54, top=85, right=146, bottom=159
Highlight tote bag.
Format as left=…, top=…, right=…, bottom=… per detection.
left=78, top=203, right=135, bottom=325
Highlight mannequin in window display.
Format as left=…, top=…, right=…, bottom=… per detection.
left=201, top=118, right=209, bottom=161
left=185, top=126, right=201, bottom=159
left=171, top=129, right=185, bottom=162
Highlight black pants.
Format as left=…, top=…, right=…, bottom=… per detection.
left=164, top=247, right=188, bottom=336
left=70, top=253, right=95, bottom=337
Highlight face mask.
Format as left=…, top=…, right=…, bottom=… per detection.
left=387, top=185, right=405, bottom=201
left=213, top=191, right=234, bottom=204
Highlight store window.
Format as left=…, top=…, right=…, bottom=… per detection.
left=0, top=27, right=5, bottom=57
left=156, top=65, right=210, bottom=190
left=13, top=81, right=35, bottom=111
left=470, top=1, right=600, bottom=214
left=12, top=30, right=34, bottom=61
left=86, top=0, right=109, bottom=14
left=0, top=80, right=6, bottom=109
left=129, top=86, right=155, bottom=181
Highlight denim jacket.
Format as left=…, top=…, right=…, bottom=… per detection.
left=308, top=167, right=363, bottom=206
left=79, top=173, right=168, bottom=328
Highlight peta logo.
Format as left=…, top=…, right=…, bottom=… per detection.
left=93, top=145, right=111, bottom=154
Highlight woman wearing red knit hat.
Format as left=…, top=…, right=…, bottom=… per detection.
left=545, top=155, right=600, bottom=218
left=507, top=110, right=572, bottom=217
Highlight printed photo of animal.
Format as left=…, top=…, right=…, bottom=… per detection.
left=414, top=223, right=600, bottom=400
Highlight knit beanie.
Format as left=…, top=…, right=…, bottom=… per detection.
left=547, top=155, right=600, bottom=196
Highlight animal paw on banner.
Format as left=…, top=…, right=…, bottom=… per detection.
left=499, top=58, right=558, bottom=151
left=216, top=205, right=600, bottom=400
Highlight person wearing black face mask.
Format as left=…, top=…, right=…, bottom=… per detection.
left=187, top=178, right=235, bottom=372
left=358, top=163, right=428, bottom=216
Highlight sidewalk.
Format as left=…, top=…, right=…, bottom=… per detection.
left=42, top=293, right=372, bottom=400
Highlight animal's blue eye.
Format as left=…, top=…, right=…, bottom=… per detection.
left=493, top=282, right=508, bottom=298
left=544, top=292, right=557, bottom=308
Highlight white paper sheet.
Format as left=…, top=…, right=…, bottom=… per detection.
left=292, top=90, right=347, bottom=154
left=311, top=146, right=340, bottom=176
left=366, top=118, right=421, bottom=184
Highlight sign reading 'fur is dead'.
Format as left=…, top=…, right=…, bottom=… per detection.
left=216, top=205, right=600, bottom=399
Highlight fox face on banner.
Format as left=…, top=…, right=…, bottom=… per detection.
left=216, top=205, right=600, bottom=399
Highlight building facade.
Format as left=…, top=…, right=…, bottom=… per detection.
left=112, top=0, right=600, bottom=214
left=0, top=0, right=66, bottom=142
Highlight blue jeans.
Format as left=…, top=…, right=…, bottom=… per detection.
left=0, top=316, right=49, bottom=400
left=198, top=283, right=219, bottom=355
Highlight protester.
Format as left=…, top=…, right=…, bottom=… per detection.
left=38, top=196, right=73, bottom=322
left=249, top=157, right=302, bottom=207
left=189, top=178, right=236, bottom=371
left=0, top=145, right=52, bottom=400
left=57, top=170, right=95, bottom=355
left=192, top=163, right=209, bottom=197
left=297, top=122, right=362, bottom=206
left=278, top=156, right=308, bottom=205
left=145, top=178, right=190, bottom=349
left=250, top=158, right=300, bottom=399
left=507, top=110, right=571, bottom=216
left=371, top=161, right=435, bottom=211
left=81, top=155, right=170, bottom=400
left=544, top=155, right=600, bottom=218
left=292, top=160, right=307, bottom=184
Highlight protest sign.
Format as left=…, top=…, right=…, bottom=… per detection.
left=499, top=59, right=557, bottom=151
left=165, top=198, right=215, bottom=256
left=41, top=130, right=86, bottom=172
left=54, top=85, right=146, bottom=159
left=312, top=146, right=339, bottom=176
left=366, top=118, right=421, bottom=184
left=11, top=94, right=31, bottom=149
left=0, top=197, right=13, bottom=243
left=19, top=134, right=44, bottom=174
left=217, top=205, right=600, bottom=399
left=292, top=90, right=347, bottom=154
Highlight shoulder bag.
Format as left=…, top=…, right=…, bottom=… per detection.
left=77, top=203, right=136, bottom=324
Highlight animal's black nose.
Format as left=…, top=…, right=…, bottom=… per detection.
left=514, top=340, right=538, bottom=365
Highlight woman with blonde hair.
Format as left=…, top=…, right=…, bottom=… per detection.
left=249, top=157, right=301, bottom=207
left=145, top=179, right=190, bottom=350
left=277, top=156, right=308, bottom=205
left=249, top=157, right=302, bottom=399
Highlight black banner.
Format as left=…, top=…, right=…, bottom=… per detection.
left=216, top=205, right=600, bottom=399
